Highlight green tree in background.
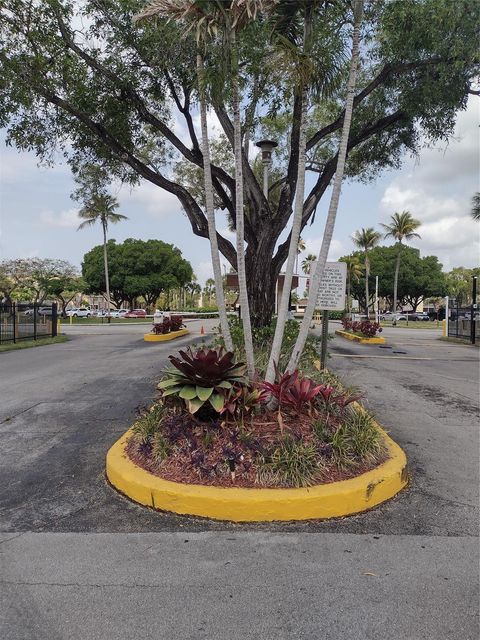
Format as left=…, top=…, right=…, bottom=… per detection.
left=74, top=164, right=128, bottom=319
left=345, top=246, right=446, bottom=311
left=82, top=239, right=193, bottom=310
left=381, top=211, right=421, bottom=312
left=351, top=228, right=382, bottom=315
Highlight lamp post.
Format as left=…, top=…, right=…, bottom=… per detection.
left=255, top=139, right=278, bottom=198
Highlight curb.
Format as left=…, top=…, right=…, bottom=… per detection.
left=143, top=329, right=190, bottom=342
left=106, top=425, right=408, bottom=522
left=335, top=329, right=385, bottom=345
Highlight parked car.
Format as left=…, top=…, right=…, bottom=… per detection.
left=379, top=311, right=407, bottom=321
left=38, top=306, right=53, bottom=316
left=124, top=309, right=147, bottom=318
left=410, top=312, right=430, bottom=321
left=66, top=307, right=91, bottom=318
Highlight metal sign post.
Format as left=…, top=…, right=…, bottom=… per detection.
left=316, top=262, right=347, bottom=370
left=320, top=310, right=329, bottom=370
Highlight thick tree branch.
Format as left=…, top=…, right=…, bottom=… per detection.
left=306, top=57, right=447, bottom=151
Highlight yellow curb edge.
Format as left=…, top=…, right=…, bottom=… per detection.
left=143, top=329, right=190, bottom=342
left=335, top=329, right=386, bottom=345
left=106, top=425, right=408, bottom=522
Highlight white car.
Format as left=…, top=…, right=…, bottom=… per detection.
left=66, top=307, right=91, bottom=318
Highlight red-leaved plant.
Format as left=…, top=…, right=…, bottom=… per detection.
left=341, top=317, right=382, bottom=338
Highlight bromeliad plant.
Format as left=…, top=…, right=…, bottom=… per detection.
left=158, top=347, right=247, bottom=415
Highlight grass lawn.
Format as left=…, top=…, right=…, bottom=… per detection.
left=381, top=321, right=442, bottom=329
left=60, top=317, right=151, bottom=325
left=0, top=335, right=68, bottom=353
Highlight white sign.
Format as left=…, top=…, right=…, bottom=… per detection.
left=316, top=261, right=347, bottom=311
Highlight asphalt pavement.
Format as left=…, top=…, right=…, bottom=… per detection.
left=0, top=321, right=478, bottom=639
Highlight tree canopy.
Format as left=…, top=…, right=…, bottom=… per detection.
left=0, top=258, right=78, bottom=304
left=344, top=245, right=447, bottom=311
left=82, top=238, right=193, bottom=308
left=1, top=0, right=478, bottom=325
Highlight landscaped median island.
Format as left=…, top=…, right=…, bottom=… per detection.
left=335, top=317, right=386, bottom=345
left=144, top=314, right=190, bottom=342
left=107, top=320, right=407, bottom=522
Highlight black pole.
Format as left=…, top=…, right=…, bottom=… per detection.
left=320, top=310, right=329, bottom=370
left=52, top=302, right=58, bottom=337
left=13, top=302, right=16, bottom=344
left=471, top=277, right=477, bottom=345
left=33, top=302, right=37, bottom=341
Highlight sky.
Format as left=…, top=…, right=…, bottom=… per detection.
left=0, top=98, right=478, bottom=288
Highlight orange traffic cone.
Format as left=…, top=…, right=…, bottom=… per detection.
left=200, top=325, right=205, bottom=336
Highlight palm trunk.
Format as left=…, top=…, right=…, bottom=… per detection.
left=287, top=0, right=363, bottom=371
left=365, top=252, right=370, bottom=316
left=102, top=221, right=111, bottom=323
left=393, top=242, right=402, bottom=312
left=197, top=52, right=233, bottom=352
left=265, top=10, right=312, bottom=384
left=231, top=32, right=255, bottom=378
left=265, top=86, right=308, bottom=383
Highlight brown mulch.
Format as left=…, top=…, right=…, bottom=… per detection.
left=125, top=409, right=389, bottom=489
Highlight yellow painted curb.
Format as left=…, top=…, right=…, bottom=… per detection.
left=143, top=329, right=190, bottom=342
left=335, top=329, right=385, bottom=345
left=106, top=425, right=407, bottom=522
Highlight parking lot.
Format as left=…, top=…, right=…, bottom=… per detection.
left=0, top=322, right=478, bottom=639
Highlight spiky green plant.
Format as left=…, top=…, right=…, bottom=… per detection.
left=158, top=347, right=247, bottom=414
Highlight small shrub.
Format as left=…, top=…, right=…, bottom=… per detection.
left=152, top=431, right=171, bottom=465
left=152, top=318, right=171, bottom=334
left=257, top=436, right=322, bottom=488
left=170, top=315, right=184, bottom=331
left=158, top=347, right=247, bottom=416
left=341, top=317, right=382, bottom=338
left=131, top=404, right=166, bottom=444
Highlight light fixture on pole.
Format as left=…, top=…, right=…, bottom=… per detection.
left=255, top=139, right=278, bottom=198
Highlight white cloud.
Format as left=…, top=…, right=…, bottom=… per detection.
left=195, top=260, right=213, bottom=285
left=119, top=181, right=181, bottom=218
left=40, top=208, right=80, bottom=228
left=378, top=97, right=480, bottom=270
left=303, top=237, right=348, bottom=262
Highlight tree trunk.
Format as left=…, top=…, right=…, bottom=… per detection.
left=197, top=52, right=233, bottom=352
left=102, top=221, right=111, bottom=323
left=365, top=252, right=370, bottom=315
left=393, top=242, right=402, bottom=312
left=288, top=0, right=363, bottom=371
left=231, top=31, right=255, bottom=378
left=266, top=83, right=308, bottom=383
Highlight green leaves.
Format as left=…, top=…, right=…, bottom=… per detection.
left=157, top=347, right=248, bottom=416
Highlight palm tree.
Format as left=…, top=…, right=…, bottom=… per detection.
left=265, top=2, right=314, bottom=384
left=133, top=0, right=234, bottom=351
left=340, top=255, right=363, bottom=315
left=381, top=211, right=421, bottom=312
left=77, top=193, right=127, bottom=320
left=288, top=0, right=364, bottom=371
left=351, top=227, right=382, bottom=316
left=295, top=237, right=306, bottom=274
left=302, top=253, right=317, bottom=275
left=471, top=192, right=480, bottom=221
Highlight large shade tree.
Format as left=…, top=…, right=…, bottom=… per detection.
left=82, top=238, right=193, bottom=309
left=1, top=0, right=478, bottom=334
